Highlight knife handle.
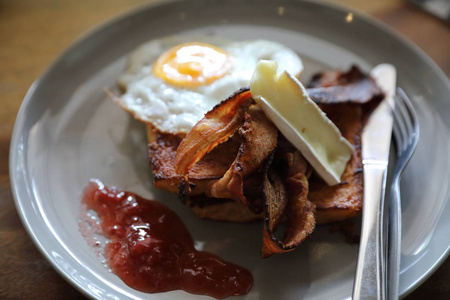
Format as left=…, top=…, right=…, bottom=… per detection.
left=353, top=164, right=387, bottom=300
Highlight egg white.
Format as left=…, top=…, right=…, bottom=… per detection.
left=117, top=36, right=303, bottom=134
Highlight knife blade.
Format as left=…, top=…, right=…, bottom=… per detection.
left=352, top=64, right=396, bottom=300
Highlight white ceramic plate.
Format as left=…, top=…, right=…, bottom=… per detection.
left=10, top=0, right=450, bottom=299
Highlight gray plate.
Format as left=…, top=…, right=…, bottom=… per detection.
left=10, top=0, right=450, bottom=299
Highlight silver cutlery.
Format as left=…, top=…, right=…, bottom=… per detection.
left=353, top=64, right=396, bottom=300
left=387, top=88, right=419, bottom=299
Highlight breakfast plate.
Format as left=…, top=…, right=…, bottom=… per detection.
left=10, top=0, right=450, bottom=299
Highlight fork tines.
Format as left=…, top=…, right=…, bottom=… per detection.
left=392, top=88, right=419, bottom=156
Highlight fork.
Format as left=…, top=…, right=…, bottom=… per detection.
left=387, top=88, right=419, bottom=299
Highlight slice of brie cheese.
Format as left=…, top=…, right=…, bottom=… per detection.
left=250, top=60, right=354, bottom=186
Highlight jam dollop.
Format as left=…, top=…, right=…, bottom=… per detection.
left=82, top=180, right=253, bottom=299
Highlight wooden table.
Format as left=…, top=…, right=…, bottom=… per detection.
left=1, top=0, right=449, bottom=298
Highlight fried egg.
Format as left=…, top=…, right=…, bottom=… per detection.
left=117, top=36, right=303, bottom=134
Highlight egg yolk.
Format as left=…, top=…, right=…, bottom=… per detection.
left=152, top=42, right=232, bottom=87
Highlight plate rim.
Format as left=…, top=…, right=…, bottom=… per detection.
left=9, top=0, right=450, bottom=299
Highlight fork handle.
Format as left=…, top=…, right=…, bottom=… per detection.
left=387, top=178, right=401, bottom=299
left=353, top=164, right=387, bottom=300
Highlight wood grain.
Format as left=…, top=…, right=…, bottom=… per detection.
left=1, top=0, right=448, bottom=299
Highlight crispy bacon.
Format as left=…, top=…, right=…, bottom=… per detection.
left=261, top=151, right=315, bottom=257
left=307, top=65, right=384, bottom=123
left=307, top=79, right=381, bottom=105
left=207, top=106, right=278, bottom=211
left=307, top=65, right=369, bottom=88
left=175, top=88, right=253, bottom=176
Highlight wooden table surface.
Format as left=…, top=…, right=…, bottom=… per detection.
left=1, top=0, right=449, bottom=299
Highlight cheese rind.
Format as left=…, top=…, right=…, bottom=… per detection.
left=250, top=60, right=354, bottom=186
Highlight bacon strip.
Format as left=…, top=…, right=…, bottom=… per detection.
left=307, top=78, right=382, bottom=105
left=175, top=88, right=253, bottom=176
left=306, top=65, right=384, bottom=121
left=261, top=151, right=315, bottom=258
left=207, top=106, right=278, bottom=211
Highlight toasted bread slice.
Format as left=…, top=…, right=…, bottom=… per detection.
left=189, top=194, right=264, bottom=222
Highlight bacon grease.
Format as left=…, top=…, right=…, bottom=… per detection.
left=82, top=180, right=253, bottom=299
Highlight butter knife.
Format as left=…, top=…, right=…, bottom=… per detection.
left=352, top=64, right=396, bottom=300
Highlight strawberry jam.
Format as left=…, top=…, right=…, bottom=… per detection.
left=82, top=180, right=253, bottom=299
